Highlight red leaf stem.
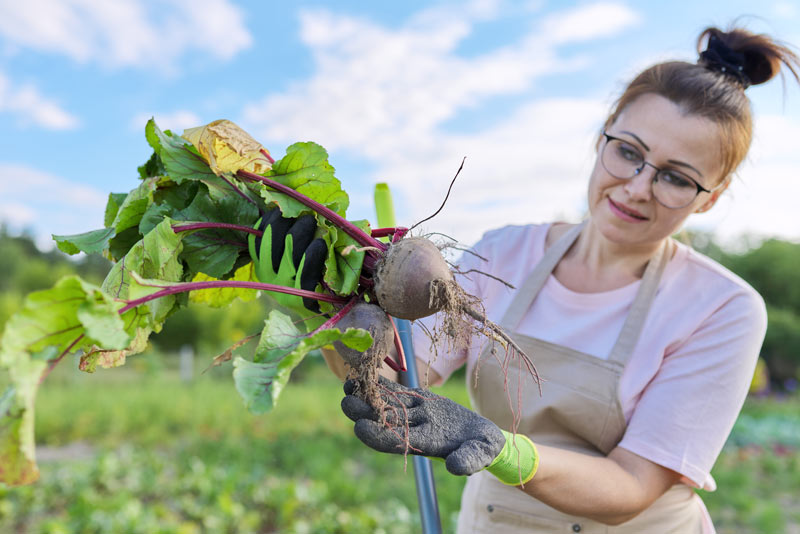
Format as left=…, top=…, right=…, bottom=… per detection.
left=311, top=295, right=359, bottom=334
left=236, top=169, right=387, bottom=252
left=260, top=148, right=276, bottom=164
left=172, top=222, right=263, bottom=236
left=387, top=315, right=407, bottom=372
left=117, top=280, right=348, bottom=315
left=39, top=334, right=85, bottom=385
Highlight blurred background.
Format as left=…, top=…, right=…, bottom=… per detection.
left=1, top=1, right=799, bottom=532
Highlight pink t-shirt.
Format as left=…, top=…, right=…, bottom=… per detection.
left=413, top=222, right=767, bottom=494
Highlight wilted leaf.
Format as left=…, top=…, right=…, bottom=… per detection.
left=182, top=119, right=273, bottom=176
left=204, top=332, right=260, bottom=373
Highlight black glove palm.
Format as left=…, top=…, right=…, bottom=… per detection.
left=341, top=377, right=506, bottom=476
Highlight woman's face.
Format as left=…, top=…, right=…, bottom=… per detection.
left=587, top=93, right=727, bottom=247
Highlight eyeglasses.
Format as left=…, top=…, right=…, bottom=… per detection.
left=600, top=131, right=718, bottom=209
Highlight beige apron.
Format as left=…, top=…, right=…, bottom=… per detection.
left=457, top=222, right=704, bottom=533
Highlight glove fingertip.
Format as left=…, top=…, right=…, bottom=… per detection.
left=300, top=238, right=327, bottom=312
left=341, top=395, right=378, bottom=422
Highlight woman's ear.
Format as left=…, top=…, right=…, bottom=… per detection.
left=695, top=177, right=731, bottom=213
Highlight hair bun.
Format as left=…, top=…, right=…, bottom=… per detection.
left=698, top=27, right=799, bottom=88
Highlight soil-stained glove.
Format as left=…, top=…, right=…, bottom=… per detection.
left=248, top=208, right=327, bottom=312
left=341, top=377, right=539, bottom=484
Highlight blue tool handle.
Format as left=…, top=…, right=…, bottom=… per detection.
left=396, top=319, right=442, bottom=534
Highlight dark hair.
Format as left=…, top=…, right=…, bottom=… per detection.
left=602, top=25, right=800, bottom=183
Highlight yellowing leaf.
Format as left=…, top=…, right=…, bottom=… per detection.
left=182, top=120, right=272, bottom=176
left=190, top=262, right=259, bottom=308
left=80, top=327, right=151, bottom=373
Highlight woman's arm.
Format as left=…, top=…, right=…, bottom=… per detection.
left=520, top=445, right=681, bottom=525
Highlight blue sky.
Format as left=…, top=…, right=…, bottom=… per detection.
left=1, top=0, right=799, bottom=251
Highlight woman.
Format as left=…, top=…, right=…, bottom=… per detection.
left=336, top=26, right=800, bottom=532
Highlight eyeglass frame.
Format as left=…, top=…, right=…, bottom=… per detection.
left=600, top=131, right=723, bottom=209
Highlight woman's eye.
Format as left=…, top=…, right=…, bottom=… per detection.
left=660, top=171, right=695, bottom=188
left=616, top=143, right=642, bottom=162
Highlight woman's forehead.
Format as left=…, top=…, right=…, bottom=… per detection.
left=611, top=94, right=723, bottom=175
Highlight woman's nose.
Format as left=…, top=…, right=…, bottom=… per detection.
left=624, top=164, right=656, bottom=201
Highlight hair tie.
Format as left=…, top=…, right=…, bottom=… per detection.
left=699, top=34, right=751, bottom=88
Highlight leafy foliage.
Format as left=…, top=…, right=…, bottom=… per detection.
left=0, top=119, right=374, bottom=485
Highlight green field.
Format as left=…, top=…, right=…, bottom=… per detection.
left=2, top=359, right=798, bottom=534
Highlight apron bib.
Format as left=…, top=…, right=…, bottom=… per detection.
left=457, top=222, right=704, bottom=533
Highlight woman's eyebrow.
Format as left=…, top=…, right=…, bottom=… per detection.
left=620, top=130, right=650, bottom=151
left=620, top=130, right=703, bottom=177
left=667, top=159, right=703, bottom=177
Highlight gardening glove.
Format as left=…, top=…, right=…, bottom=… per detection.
left=248, top=208, right=327, bottom=313
left=341, top=377, right=539, bottom=485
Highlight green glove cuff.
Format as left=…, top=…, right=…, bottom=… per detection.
left=485, top=430, right=539, bottom=485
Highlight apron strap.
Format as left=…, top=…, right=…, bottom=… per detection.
left=499, top=220, right=670, bottom=366
left=500, top=221, right=586, bottom=329
left=607, top=239, right=668, bottom=365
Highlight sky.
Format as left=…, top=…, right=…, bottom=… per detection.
left=1, top=0, right=799, bottom=254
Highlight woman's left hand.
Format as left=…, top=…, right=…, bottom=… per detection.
left=341, top=377, right=539, bottom=485
left=341, top=377, right=505, bottom=475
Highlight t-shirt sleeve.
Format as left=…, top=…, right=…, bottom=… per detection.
left=617, top=288, right=767, bottom=489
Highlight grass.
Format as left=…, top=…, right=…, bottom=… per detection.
left=2, top=356, right=798, bottom=533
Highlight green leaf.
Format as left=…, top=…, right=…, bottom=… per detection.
left=137, top=150, right=166, bottom=179
left=107, top=226, right=143, bottom=263
left=189, top=263, right=259, bottom=308
left=138, top=203, right=174, bottom=237
left=0, top=380, right=44, bottom=486
left=112, top=177, right=158, bottom=233
left=1, top=277, right=130, bottom=359
left=172, top=189, right=259, bottom=278
left=323, top=219, right=370, bottom=296
left=145, top=119, right=233, bottom=200
left=259, top=142, right=349, bottom=217
left=104, top=192, right=129, bottom=227
left=232, top=311, right=372, bottom=414
left=153, top=179, right=200, bottom=211
left=52, top=228, right=116, bottom=256
left=0, top=275, right=135, bottom=485
left=139, top=177, right=202, bottom=237
left=102, top=219, right=185, bottom=334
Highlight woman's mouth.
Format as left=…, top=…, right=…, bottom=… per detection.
left=608, top=198, right=648, bottom=222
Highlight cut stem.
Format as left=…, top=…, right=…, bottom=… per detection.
left=371, top=227, right=408, bottom=239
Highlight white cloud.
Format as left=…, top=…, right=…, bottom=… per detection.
left=0, top=164, right=107, bottom=249
left=0, top=72, right=80, bottom=129
left=240, top=2, right=640, bottom=245
left=539, top=2, right=642, bottom=44
left=238, top=2, right=800, bottom=248
left=130, top=110, right=203, bottom=133
left=0, top=0, right=252, bottom=70
left=772, top=1, right=798, bottom=19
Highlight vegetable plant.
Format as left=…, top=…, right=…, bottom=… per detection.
left=0, top=119, right=537, bottom=486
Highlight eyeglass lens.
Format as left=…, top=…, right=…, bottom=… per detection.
left=602, top=138, right=699, bottom=208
